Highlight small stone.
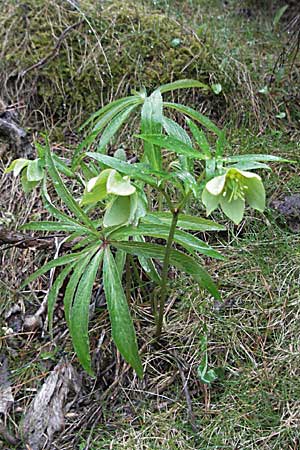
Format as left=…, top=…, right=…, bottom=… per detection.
left=23, top=315, right=42, bottom=331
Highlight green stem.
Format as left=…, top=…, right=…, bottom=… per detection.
left=156, top=185, right=174, bottom=212
left=155, top=208, right=179, bottom=338
left=125, top=255, right=131, bottom=305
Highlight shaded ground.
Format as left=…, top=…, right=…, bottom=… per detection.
left=0, top=0, right=300, bottom=449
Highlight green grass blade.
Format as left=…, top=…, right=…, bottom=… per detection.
left=142, top=212, right=226, bottom=231
left=111, top=241, right=220, bottom=299
left=103, top=246, right=143, bottom=378
left=158, top=79, right=209, bottom=94
left=164, top=102, right=221, bottom=136
left=70, top=249, right=103, bottom=376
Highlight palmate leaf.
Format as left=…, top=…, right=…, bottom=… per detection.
left=141, top=90, right=163, bottom=170
left=133, top=235, right=161, bottom=284
left=109, top=224, right=225, bottom=260
left=47, top=263, right=75, bottom=334
left=142, top=212, right=226, bottom=232
left=164, top=102, right=221, bottom=136
left=224, top=154, right=290, bottom=163
left=52, top=154, right=75, bottom=179
left=41, top=179, right=95, bottom=235
left=71, top=235, right=96, bottom=251
left=162, top=116, right=193, bottom=173
left=63, top=251, right=98, bottom=327
left=137, top=134, right=207, bottom=160
left=20, top=221, right=82, bottom=232
left=103, top=247, right=143, bottom=378
left=79, top=96, right=142, bottom=131
left=86, top=153, right=157, bottom=186
left=20, top=244, right=99, bottom=288
left=72, top=98, right=143, bottom=167
left=70, top=249, right=104, bottom=376
left=92, top=99, right=139, bottom=135
left=111, top=241, right=220, bottom=299
left=186, top=118, right=211, bottom=157
left=162, top=117, right=192, bottom=146
left=97, top=104, right=139, bottom=153
left=45, top=144, right=97, bottom=232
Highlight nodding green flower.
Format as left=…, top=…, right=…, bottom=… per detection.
left=80, top=169, right=136, bottom=206
left=202, top=168, right=266, bottom=225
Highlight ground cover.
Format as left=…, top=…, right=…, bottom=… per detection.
left=0, top=0, right=299, bottom=449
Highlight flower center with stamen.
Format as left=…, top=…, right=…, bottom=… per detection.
left=225, top=174, right=248, bottom=202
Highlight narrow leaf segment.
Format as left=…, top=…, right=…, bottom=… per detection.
left=103, top=246, right=143, bottom=378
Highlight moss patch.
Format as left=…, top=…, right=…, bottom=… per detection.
left=0, top=0, right=213, bottom=136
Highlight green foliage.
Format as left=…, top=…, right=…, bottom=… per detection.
left=6, top=80, right=284, bottom=377
left=103, top=247, right=143, bottom=378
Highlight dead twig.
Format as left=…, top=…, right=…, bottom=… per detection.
left=0, top=227, right=81, bottom=251
left=173, top=352, right=198, bottom=433
left=0, top=226, right=58, bottom=250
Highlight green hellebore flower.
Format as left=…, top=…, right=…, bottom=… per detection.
left=5, top=158, right=44, bottom=193
left=81, top=169, right=136, bottom=206
left=202, top=168, right=266, bottom=225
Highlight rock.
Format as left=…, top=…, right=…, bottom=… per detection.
left=271, top=194, right=300, bottom=232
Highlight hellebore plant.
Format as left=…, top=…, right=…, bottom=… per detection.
left=6, top=79, right=285, bottom=378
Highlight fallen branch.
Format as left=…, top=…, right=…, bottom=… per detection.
left=0, top=226, right=58, bottom=250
